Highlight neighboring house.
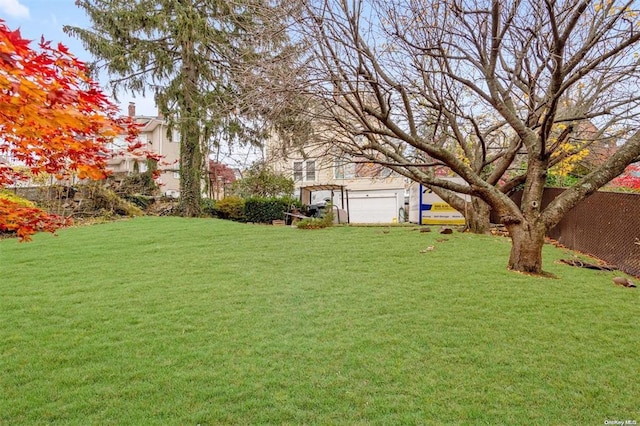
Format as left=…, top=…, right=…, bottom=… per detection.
left=266, top=138, right=407, bottom=223
left=107, top=103, right=181, bottom=196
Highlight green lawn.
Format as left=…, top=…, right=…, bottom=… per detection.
left=1, top=217, right=638, bottom=424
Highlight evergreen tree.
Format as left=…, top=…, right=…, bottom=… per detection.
left=66, top=0, right=290, bottom=216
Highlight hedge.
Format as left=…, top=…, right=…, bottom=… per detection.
left=244, top=196, right=302, bottom=224
left=214, top=196, right=246, bottom=221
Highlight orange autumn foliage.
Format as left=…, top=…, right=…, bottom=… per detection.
left=0, top=196, right=70, bottom=240
left=0, top=20, right=143, bottom=240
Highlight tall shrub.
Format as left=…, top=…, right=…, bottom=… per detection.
left=214, top=196, right=246, bottom=221
left=244, top=196, right=302, bottom=223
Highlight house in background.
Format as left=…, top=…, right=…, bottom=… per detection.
left=266, top=138, right=407, bottom=223
left=107, top=102, right=181, bottom=196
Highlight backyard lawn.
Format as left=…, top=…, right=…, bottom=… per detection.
left=1, top=217, right=638, bottom=424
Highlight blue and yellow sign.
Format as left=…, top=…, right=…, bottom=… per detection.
left=420, top=186, right=466, bottom=225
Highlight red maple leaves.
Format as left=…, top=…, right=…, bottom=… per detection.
left=610, top=164, right=640, bottom=191
left=0, top=21, right=142, bottom=240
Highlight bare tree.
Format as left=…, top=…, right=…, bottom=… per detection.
left=300, top=0, right=640, bottom=274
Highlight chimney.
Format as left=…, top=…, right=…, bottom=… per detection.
left=157, top=107, right=164, bottom=119
left=128, top=102, right=136, bottom=117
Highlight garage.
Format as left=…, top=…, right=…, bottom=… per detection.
left=346, top=192, right=399, bottom=223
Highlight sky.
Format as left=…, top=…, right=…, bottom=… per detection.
left=1, top=0, right=158, bottom=116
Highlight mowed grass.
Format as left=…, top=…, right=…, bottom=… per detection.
left=1, top=217, right=638, bottom=424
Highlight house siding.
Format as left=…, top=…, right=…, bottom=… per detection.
left=108, top=115, right=181, bottom=195
left=265, top=137, right=408, bottom=223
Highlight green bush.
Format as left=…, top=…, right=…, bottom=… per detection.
left=214, top=196, right=246, bottom=221
left=296, top=206, right=334, bottom=229
left=545, top=173, right=580, bottom=188
left=244, top=196, right=302, bottom=224
left=200, top=198, right=217, bottom=217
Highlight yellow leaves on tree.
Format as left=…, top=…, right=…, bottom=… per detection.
left=550, top=143, right=590, bottom=177
left=548, top=124, right=590, bottom=178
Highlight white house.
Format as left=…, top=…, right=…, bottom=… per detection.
left=266, top=137, right=407, bottom=224
left=107, top=103, right=181, bottom=196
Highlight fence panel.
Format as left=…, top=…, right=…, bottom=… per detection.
left=511, top=189, right=640, bottom=277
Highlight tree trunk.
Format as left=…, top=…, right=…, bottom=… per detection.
left=178, top=37, right=202, bottom=217
left=465, top=197, right=491, bottom=234
left=179, top=123, right=202, bottom=217
left=502, top=154, right=549, bottom=274
left=431, top=187, right=491, bottom=235
left=506, top=221, right=547, bottom=274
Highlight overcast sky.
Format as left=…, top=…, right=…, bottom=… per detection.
left=1, top=0, right=158, bottom=116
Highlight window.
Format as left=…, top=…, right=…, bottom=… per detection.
left=107, top=136, right=127, bottom=152
left=334, top=159, right=355, bottom=179
left=293, top=161, right=303, bottom=181
left=305, top=160, right=316, bottom=181
left=293, top=161, right=316, bottom=182
left=171, top=129, right=180, bottom=143
left=173, top=172, right=180, bottom=179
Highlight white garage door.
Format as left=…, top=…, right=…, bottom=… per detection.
left=348, top=194, right=398, bottom=223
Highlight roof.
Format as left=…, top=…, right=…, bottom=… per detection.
left=299, top=184, right=346, bottom=192
left=136, top=117, right=164, bottom=133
